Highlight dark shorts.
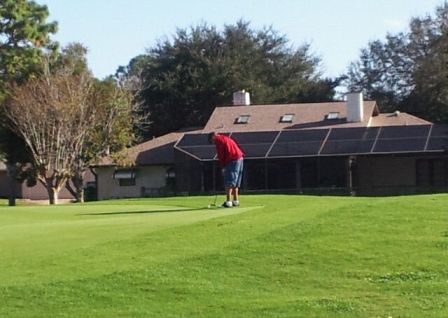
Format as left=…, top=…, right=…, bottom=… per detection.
left=224, top=159, right=243, bottom=188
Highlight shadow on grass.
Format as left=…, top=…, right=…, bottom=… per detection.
left=81, top=207, right=208, bottom=216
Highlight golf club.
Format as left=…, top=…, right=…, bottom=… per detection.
left=208, top=193, right=218, bottom=208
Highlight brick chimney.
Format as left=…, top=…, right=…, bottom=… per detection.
left=233, top=90, right=250, bottom=106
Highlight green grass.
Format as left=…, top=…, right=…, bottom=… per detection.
left=1, top=194, right=447, bottom=317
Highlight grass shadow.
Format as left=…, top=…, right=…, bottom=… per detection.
left=82, top=207, right=206, bottom=216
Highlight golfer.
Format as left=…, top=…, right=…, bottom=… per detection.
left=208, top=132, right=244, bottom=208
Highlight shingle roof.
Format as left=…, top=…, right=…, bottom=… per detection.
left=369, top=112, right=431, bottom=126
left=97, top=100, right=433, bottom=167
left=130, top=132, right=184, bottom=165
left=203, top=101, right=433, bottom=132
left=98, top=129, right=201, bottom=166
left=203, top=101, right=380, bottom=132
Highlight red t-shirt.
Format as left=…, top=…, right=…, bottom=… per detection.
left=214, top=134, right=244, bottom=167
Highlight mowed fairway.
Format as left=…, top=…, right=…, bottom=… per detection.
left=0, top=195, right=447, bottom=317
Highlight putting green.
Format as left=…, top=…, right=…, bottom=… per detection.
left=0, top=204, right=261, bottom=285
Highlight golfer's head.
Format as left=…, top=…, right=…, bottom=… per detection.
left=208, top=132, right=217, bottom=144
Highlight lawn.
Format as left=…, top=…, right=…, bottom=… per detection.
left=0, top=194, right=447, bottom=317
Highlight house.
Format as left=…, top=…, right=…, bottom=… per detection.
left=95, top=91, right=448, bottom=198
left=95, top=129, right=200, bottom=200
left=0, top=160, right=95, bottom=202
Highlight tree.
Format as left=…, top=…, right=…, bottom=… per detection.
left=0, top=0, right=57, bottom=205
left=42, top=43, right=142, bottom=203
left=119, top=21, right=338, bottom=138
left=3, top=44, right=141, bottom=204
left=1, top=41, right=140, bottom=204
left=65, top=76, right=140, bottom=202
left=345, top=3, right=448, bottom=123
left=0, top=0, right=57, bottom=92
left=2, top=61, right=97, bottom=204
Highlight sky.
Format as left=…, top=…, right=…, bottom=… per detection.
left=36, top=0, right=445, bottom=80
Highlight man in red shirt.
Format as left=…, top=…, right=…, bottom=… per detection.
left=208, top=132, right=244, bottom=207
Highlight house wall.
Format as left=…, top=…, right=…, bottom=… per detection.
left=20, top=169, right=95, bottom=201
left=357, top=156, right=416, bottom=195
left=1, top=168, right=95, bottom=201
left=0, top=176, right=73, bottom=200
left=21, top=182, right=74, bottom=200
left=0, top=170, right=74, bottom=200
left=96, top=166, right=169, bottom=200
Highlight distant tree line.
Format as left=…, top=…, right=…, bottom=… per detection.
left=119, top=4, right=448, bottom=138
left=117, top=21, right=339, bottom=138
left=1, top=0, right=448, bottom=203
left=345, top=3, right=448, bottom=123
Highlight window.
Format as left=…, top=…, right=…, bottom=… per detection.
left=113, top=169, right=136, bottom=187
left=113, top=170, right=135, bottom=179
left=280, top=114, right=294, bottom=123
left=165, top=167, right=176, bottom=179
left=165, top=167, right=176, bottom=189
left=235, top=114, right=250, bottom=124
left=119, top=178, right=136, bottom=187
left=326, top=112, right=340, bottom=120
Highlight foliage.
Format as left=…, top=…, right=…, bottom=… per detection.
left=119, top=21, right=338, bottom=138
left=0, top=124, right=30, bottom=163
left=88, top=77, right=139, bottom=158
left=2, top=43, right=140, bottom=203
left=345, top=3, right=448, bottom=123
left=51, top=44, right=139, bottom=202
left=0, top=194, right=447, bottom=317
left=50, top=42, right=91, bottom=76
left=68, top=75, right=140, bottom=201
left=0, top=0, right=58, bottom=163
left=0, top=0, right=58, bottom=92
left=2, top=61, right=97, bottom=204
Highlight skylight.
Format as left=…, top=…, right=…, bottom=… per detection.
left=235, top=114, right=250, bottom=124
left=280, top=114, right=294, bottom=123
left=326, top=112, right=340, bottom=120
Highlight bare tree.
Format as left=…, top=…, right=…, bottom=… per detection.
left=65, top=76, right=144, bottom=202
left=3, top=65, right=96, bottom=204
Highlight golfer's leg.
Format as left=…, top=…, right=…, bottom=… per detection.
left=233, top=159, right=243, bottom=203
left=233, top=187, right=239, bottom=201
left=226, top=186, right=232, bottom=202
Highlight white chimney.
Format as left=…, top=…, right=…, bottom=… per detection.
left=346, top=92, right=364, bottom=122
left=233, top=90, right=250, bottom=106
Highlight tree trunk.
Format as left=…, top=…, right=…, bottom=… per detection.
left=6, top=164, right=17, bottom=206
left=65, top=180, right=76, bottom=198
left=76, top=186, right=84, bottom=203
left=73, top=171, right=84, bottom=203
left=47, top=186, right=58, bottom=205
left=65, top=173, right=85, bottom=203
